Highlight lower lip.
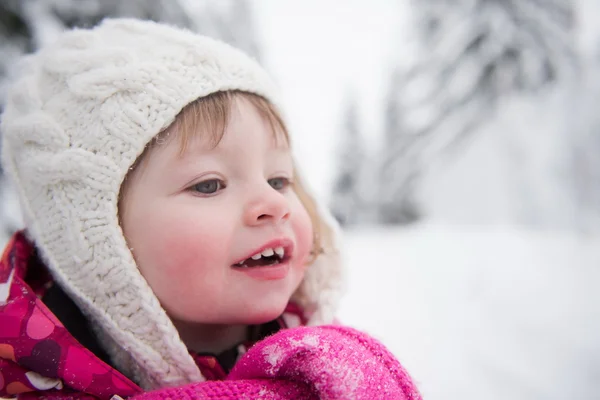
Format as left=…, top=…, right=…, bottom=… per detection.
left=232, top=261, right=290, bottom=281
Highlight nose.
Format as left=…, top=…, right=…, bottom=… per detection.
left=244, top=183, right=291, bottom=226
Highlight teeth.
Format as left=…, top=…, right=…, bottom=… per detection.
left=238, top=246, right=286, bottom=266
left=275, top=247, right=284, bottom=258
left=261, top=248, right=274, bottom=257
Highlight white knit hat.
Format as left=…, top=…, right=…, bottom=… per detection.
left=1, top=18, right=343, bottom=389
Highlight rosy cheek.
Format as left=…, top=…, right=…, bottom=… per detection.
left=163, top=234, right=196, bottom=262
left=157, top=231, right=209, bottom=274
left=132, top=216, right=198, bottom=282
left=149, top=216, right=231, bottom=277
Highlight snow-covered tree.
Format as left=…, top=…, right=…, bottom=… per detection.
left=0, top=1, right=31, bottom=176
left=404, top=0, right=576, bottom=156
left=329, top=96, right=368, bottom=226
left=562, top=54, right=600, bottom=234
left=0, top=1, right=33, bottom=113
left=377, top=69, right=422, bottom=225
left=375, top=0, right=577, bottom=228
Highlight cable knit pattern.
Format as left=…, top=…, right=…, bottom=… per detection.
left=132, top=326, right=422, bottom=400
left=0, top=19, right=343, bottom=389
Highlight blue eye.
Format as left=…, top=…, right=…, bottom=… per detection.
left=191, top=179, right=224, bottom=194
left=268, top=177, right=290, bottom=191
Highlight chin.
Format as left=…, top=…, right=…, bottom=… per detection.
left=239, top=295, right=291, bottom=325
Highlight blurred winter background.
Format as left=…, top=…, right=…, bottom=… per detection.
left=1, top=0, right=599, bottom=399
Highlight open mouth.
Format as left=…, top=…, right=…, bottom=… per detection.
left=233, top=246, right=291, bottom=268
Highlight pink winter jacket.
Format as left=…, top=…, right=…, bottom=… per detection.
left=1, top=231, right=422, bottom=399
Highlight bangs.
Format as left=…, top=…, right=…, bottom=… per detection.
left=157, top=90, right=289, bottom=154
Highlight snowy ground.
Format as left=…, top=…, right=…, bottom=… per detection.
left=338, top=223, right=600, bottom=400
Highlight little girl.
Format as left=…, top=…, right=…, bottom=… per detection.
left=0, top=19, right=421, bottom=399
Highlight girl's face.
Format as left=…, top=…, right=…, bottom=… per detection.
left=119, top=97, right=313, bottom=326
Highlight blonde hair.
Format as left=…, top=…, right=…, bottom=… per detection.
left=123, top=90, right=333, bottom=262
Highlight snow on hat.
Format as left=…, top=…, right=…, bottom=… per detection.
left=0, top=18, right=343, bottom=388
